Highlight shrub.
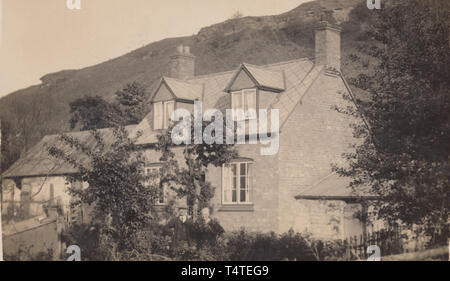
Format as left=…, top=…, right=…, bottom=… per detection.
left=62, top=219, right=347, bottom=261
left=309, top=239, right=347, bottom=261
left=225, top=229, right=318, bottom=261
left=60, top=223, right=110, bottom=261
left=149, top=217, right=228, bottom=261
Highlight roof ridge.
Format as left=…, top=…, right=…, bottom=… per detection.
left=188, top=69, right=236, bottom=80
left=251, top=58, right=311, bottom=68
left=189, top=58, right=311, bottom=81
left=163, top=76, right=204, bottom=86
left=242, top=62, right=282, bottom=72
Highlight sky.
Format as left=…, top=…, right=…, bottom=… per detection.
left=0, top=0, right=310, bottom=98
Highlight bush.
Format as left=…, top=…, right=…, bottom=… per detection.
left=62, top=219, right=347, bottom=261
left=148, top=217, right=228, bottom=261
left=309, top=239, right=347, bottom=261
left=226, top=229, right=318, bottom=261
left=61, top=223, right=110, bottom=261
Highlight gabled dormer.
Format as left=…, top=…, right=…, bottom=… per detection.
left=225, top=63, right=285, bottom=93
left=225, top=63, right=285, bottom=119
left=150, top=76, right=203, bottom=130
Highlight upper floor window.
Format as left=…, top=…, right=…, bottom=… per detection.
left=145, top=166, right=165, bottom=205
left=222, top=161, right=253, bottom=204
left=231, top=89, right=256, bottom=120
left=154, top=101, right=175, bottom=130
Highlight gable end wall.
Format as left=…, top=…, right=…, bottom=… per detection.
left=277, top=73, right=360, bottom=238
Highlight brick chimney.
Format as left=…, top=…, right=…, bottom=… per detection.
left=168, top=44, right=196, bottom=80
left=315, top=21, right=342, bottom=71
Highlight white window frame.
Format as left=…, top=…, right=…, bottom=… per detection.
left=154, top=100, right=175, bottom=130
left=222, top=161, right=253, bottom=205
left=163, top=101, right=175, bottom=129
left=145, top=166, right=165, bottom=205
left=153, top=102, right=163, bottom=130
left=231, top=88, right=257, bottom=120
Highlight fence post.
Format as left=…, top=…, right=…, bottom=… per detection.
left=389, top=226, right=395, bottom=255
left=370, top=224, right=374, bottom=248
left=364, top=232, right=369, bottom=259
left=348, top=236, right=351, bottom=259
left=415, top=226, right=420, bottom=251
left=397, top=225, right=403, bottom=252
left=344, top=238, right=350, bottom=260
left=0, top=120, right=3, bottom=261
left=359, top=234, right=363, bottom=258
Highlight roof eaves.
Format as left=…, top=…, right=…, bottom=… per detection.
left=2, top=125, right=137, bottom=179
left=294, top=194, right=378, bottom=202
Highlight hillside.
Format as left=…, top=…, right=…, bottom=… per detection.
left=0, top=0, right=374, bottom=171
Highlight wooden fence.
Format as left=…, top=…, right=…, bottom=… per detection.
left=344, top=225, right=449, bottom=260
left=344, top=225, right=404, bottom=260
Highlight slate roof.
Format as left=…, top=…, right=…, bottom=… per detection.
left=133, top=58, right=315, bottom=145
left=273, top=65, right=323, bottom=129
left=160, top=77, right=203, bottom=101
left=4, top=57, right=322, bottom=177
left=2, top=126, right=136, bottom=179
left=132, top=113, right=159, bottom=145
left=244, top=63, right=285, bottom=91
left=225, top=63, right=286, bottom=92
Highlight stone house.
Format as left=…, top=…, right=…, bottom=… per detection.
left=1, top=22, right=373, bottom=247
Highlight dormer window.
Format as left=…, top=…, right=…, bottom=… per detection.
left=231, top=89, right=257, bottom=120
left=154, top=101, right=174, bottom=130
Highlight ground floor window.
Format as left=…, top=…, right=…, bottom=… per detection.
left=222, top=161, right=252, bottom=204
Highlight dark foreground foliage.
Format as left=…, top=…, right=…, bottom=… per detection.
left=60, top=218, right=346, bottom=261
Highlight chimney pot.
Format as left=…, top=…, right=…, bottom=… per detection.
left=169, top=45, right=196, bottom=80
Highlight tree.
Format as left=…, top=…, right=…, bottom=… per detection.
left=69, top=96, right=123, bottom=130
left=336, top=0, right=450, bottom=245
left=156, top=117, right=237, bottom=221
left=69, top=82, right=149, bottom=131
left=48, top=127, right=158, bottom=255
left=0, top=119, right=22, bottom=174
left=115, top=82, right=150, bottom=124
left=230, top=11, right=244, bottom=20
